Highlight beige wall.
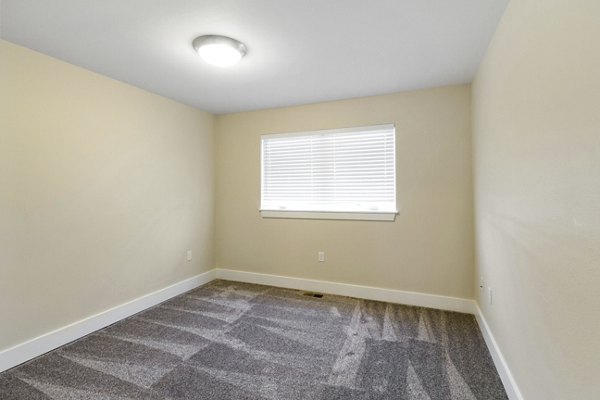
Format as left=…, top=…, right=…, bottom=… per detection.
left=215, top=86, right=474, bottom=299
left=472, top=1, right=600, bottom=399
left=0, top=40, right=214, bottom=351
left=0, top=42, right=21, bottom=315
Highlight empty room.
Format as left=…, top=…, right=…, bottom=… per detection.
left=0, top=0, right=598, bottom=399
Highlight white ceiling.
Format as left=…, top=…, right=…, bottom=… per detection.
left=0, top=0, right=509, bottom=114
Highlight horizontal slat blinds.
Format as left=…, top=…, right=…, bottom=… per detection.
left=261, top=124, right=397, bottom=213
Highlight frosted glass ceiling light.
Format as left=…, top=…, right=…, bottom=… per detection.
left=193, top=35, right=247, bottom=67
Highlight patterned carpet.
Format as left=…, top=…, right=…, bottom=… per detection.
left=0, top=280, right=508, bottom=399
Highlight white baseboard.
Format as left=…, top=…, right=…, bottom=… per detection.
left=0, top=269, right=216, bottom=373
left=1, top=266, right=521, bottom=400
left=474, top=305, right=524, bottom=400
left=216, top=268, right=476, bottom=314
left=216, top=269, right=523, bottom=397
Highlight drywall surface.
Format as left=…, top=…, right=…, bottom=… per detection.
left=472, top=0, right=600, bottom=398
left=215, top=86, right=474, bottom=299
left=0, top=40, right=21, bottom=311
left=0, top=40, right=214, bottom=351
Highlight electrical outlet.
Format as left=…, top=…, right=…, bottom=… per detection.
left=186, top=250, right=192, bottom=261
left=318, top=251, right=325, bottom=262
left=488, top=287, right=493, bottom=305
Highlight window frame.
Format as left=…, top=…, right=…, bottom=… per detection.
left=259, top=124, right=398, bottom=221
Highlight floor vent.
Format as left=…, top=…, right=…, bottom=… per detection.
left=303, top=292, right=324, bottom=298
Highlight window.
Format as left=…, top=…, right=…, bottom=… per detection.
left=260, top=124, right=397, bottom=221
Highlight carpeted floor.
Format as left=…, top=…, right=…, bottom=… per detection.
left=0, top=280, right=508, bottom=399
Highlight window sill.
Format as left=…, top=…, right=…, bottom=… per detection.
left=259, top=210, right=398, bottom=221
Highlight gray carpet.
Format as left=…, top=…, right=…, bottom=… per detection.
left=0, top=280, right=508, bottom=399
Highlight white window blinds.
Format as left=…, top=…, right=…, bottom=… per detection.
left=261, top=124, right=397, bottom=216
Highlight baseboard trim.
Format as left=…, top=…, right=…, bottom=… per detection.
left=474, top=304, right=524, bottom=400
left=0, top=269, right=216, bottom=373
left=216, top=268, right=476, bottom=314
left=216, top=269, right=523, bottom=397
left=1, top=266, right=520, bottom=400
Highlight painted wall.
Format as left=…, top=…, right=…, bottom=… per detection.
left=0, top=40, right=214, bottom=351
left=472, top=0, right=600, bottom=398
left=215, top=86, right=474, bottom=299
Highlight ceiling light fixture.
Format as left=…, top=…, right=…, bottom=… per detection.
left=192, top=35, right=247, bottom=68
